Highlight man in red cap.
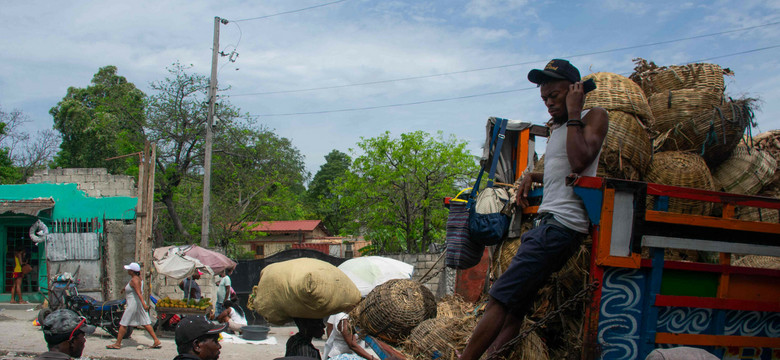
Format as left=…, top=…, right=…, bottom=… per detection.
left=460, top=59, right=608, bottom=359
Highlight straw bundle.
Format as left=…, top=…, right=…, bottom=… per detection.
left=712, top=145, right=777, bottom=195
left=491, top=219, right=534, bottom=279
left=352, top=279, right=437, bottom=344
left=650, top=89, right=723, bottom=133
left=645, top=151, right=715, bottom=215
left=583, top=72, right=654, bottom=127
left=732, top=255, right=780, bottom=270
left=436, top=295, right=474, bottom=319
left=631, top=58, right=731, bottom=96
left=403, top=316, right=477, bottom=359
left=599, top=111, right=654, bottom=180
left=654, top=99, right=756, bottom=167
left=505, top=320, right=550, bottom=360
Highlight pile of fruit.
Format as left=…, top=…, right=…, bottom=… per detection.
left=157, top=297, right=212, bottom=311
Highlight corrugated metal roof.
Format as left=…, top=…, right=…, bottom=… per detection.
left=250, top=220, right=323, bottom=232
left=46, top=233, right=100, bottom=261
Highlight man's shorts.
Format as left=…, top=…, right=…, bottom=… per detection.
left=12, top=272, right=22, bottom=279
left=489, top=221, right=584, bottom=316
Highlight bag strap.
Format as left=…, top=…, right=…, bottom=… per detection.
left=470, top=119, right=502, bottom=201
left=486, top=118, right=508, bottom=188
left=468, top=118, right=507, bottom=209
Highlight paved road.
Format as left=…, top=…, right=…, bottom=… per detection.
left=0, top=304, right=323, bottom=360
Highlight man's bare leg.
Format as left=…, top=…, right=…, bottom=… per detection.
left=485, top=310, right=524, bottom=358
left=460, top=298, right=509, bottom=360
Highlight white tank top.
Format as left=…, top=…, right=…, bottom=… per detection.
left=537, top=110, right=600, bottom=234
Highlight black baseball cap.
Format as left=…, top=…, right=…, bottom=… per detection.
left=175, top=316, right=227, bottom=346
left=528, top=59, right=581, bottom=85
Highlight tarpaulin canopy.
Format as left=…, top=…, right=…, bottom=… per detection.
left=154, top=245, right=237, bottom=275
left=337, top=256, right=414, bottom=297
left=153, top=252, right=214, bottom=280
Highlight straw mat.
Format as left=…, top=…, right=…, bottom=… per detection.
left=645, top=151, right=715, bottom=215
left=583, top=72, right=654, bottom=127
left=353, top=279, right=437, bottom=344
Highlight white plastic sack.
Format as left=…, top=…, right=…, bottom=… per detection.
left=338, top=256, right=414, bottom=297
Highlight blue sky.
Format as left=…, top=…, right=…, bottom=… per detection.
left=1, top=0, right=778, bottom=175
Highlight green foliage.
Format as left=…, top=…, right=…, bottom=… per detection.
left=50, top=66, right=146, bottom=174
left=333, top=131, right=476, bottom=253
left=306, top=150, right=351, bottom=235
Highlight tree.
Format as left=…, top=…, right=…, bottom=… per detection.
left=146, top=62, right=240, bottom=241
left=49, top=66, right=146, bottom=174
left=208, top=123, right=309, bottom=254
left=307, top=150, right=352, bottom=235
left=0, top=106, right=60, bottom=183
left=334, top=131, right=476, bottom=253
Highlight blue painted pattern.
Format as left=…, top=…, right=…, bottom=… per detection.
left=724, top=310, right=780, bottom=338
left=598, top=268, right=645, bottom=360
left=656, top=307, right=713, bottom=334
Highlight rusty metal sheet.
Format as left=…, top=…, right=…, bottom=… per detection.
left=46, top=233, right=100, bottom=261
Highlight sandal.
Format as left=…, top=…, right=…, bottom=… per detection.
left=150, top=342, right=162, bottom=349
left=106, top=344, right=121, bottom=349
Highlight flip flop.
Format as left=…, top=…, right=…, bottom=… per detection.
left=150, top=343, right=162, bottom=349
left=106, top=344, right=121, bottom=349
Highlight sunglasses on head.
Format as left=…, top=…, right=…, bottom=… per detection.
left=69, top=317, right=87, bottom=341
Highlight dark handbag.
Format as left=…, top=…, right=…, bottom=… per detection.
left=468, top=118, right=511, bottom=246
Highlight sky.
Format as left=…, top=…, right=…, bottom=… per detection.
left=1, top=0, right=779, bottom=177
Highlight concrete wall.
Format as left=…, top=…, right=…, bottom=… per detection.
left=47, top=260, right=102, bottom=301
left=384, top=253, right=454, bottom=298
left=105, top=221, right=136, bottom=301
left=152, top=273, right=218, bottom=304
left=27, top=168, right=136, bottom=198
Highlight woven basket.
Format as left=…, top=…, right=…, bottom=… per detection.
left=645, top=151, right=715, bottom=215
left=632, top=59, right=729, bottom=96
left=655, top=99, right=756, bottom=167
left=600, top=111, right=653, bottom=180
left=712, top=145, right=777, bottom=195
left=505, top=320, right=549, bottom=360
left=403, top=316, right=476, bottom=359
left=650, top=89, right=724, bottom=133
left=751, top=130, right=780, bottom=186
left=583, top=72, right=654, bottom=127
left=353, top=279, right=437, bottom=344
left=436, top=295, right=473, bottom=319
left=732, top=255, right=780, bottom=269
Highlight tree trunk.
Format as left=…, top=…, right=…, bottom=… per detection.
left=161, top=192, right=191, bottom=239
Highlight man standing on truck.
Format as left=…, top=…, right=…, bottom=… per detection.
left=460, top=59, right=608, bottom=359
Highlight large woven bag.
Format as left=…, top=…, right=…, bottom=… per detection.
left=645, top=151, right=715, bottom=215
left=353, top=279, right=437, bottom=344
left=650, top=89, right=723, bottom=134
left=655, top=99, right=756, bottom=167
left=583, top=72, right=654, bottom=128
left=631, top=59, right=730, bottom=96
left=712, top=145, right=777, bottom=195
left=599, top=111, right=654, bottom=180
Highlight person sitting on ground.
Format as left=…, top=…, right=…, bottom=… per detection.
left=179, top=270, right=203, bottom=301
left=174, top=315, right=228, bottom=360
left=324, top=312, right=377, bottom=360
left=215, top=300, right=247, bottom=334
left=35, top=309, right=96, bottom=360
left=285, top=317, right=325, bottom=359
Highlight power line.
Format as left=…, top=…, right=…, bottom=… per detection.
left=232, top=0, right=349, bottom=22
left=250, top=44, right=780, bottom=117
left=227, top=20, right=780, bottom=97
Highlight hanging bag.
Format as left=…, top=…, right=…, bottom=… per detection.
left=468, top=118, right=512, bottom=246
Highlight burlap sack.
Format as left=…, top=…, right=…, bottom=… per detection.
left=252, top=258, right=361, bottom=325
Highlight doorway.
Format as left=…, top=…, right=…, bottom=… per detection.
left=4, top=226, right=40, bottom=294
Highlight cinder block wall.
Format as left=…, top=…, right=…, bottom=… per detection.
left=28, top=168, right=136, bottom=198
left=153, top=274, right=218, bottom=304
left=384, top=253, right=451, bottom=298
left=105, top=221, right=137, bottom=300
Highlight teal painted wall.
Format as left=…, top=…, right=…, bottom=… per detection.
left=1, top=183, right=137, bottom=301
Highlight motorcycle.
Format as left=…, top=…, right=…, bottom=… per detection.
left=38, top=275, right=133, bottom=339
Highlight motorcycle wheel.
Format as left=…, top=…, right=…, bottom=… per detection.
left=106, top=325, right=133, bottom=339
left=37, top=308, right=52, bottom=327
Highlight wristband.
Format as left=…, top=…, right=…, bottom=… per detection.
left=566, top=119, right=584, bottom=127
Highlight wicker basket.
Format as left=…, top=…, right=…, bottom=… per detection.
left=712, top=145, right=777, bottom=195
left=600, top=111, right=653, bottom=180
left=583, top=72, right=655, bottom=127
left=655, top=99, right=756, bottom=167
left=650, top=89, right=724, bottom=133
left=751, top=130, right=780, bottom=186
left=631, top=59, right=729, bottom=96
left=403, top=316, right=476, bottom=359
left=732, top=255, right=780, bottom=269
left=353, top=279, right=437, bottom=344
left=645, top=151, right=715, bottom=215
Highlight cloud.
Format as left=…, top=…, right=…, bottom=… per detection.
left=465, top=0, right=532, bottom=20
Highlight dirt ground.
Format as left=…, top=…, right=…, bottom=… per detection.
left=0, top=303, right=325, bottom=360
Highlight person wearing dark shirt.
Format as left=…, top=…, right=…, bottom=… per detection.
left=36, top=309, right=96, bottom=360
left=285, top=317, right=325, bottom=359
left=179, top=270, right=203, bottom=301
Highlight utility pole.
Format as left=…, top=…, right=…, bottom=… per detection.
left=202, top=16, right=226, bottom=247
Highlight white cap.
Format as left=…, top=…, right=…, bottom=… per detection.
left=124, top=262, right=141, bottom=272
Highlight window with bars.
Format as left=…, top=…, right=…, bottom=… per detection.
left=5, top=226, right=40, bottom=293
